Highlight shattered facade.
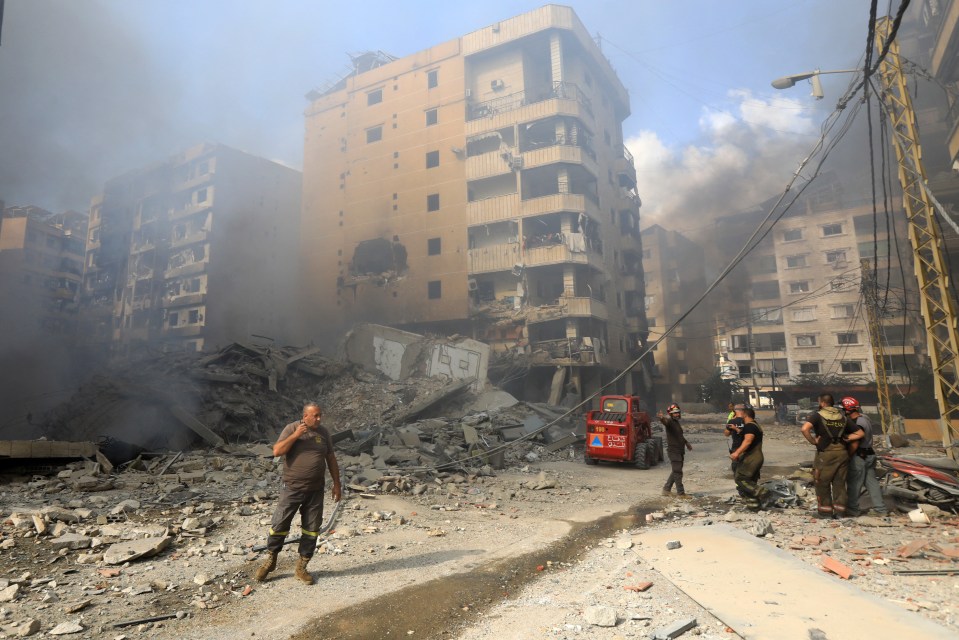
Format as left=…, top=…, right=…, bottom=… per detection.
left=640, top=225, right=713, bottom=403
left=301, top=5, right=651, bottom=401
left=79, top=143, right=302, bottom=355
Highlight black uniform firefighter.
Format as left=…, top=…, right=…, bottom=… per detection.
left=657, top=403, right=692, bottom=498
left=801, top=393, right=863, bottom=518
left=255, top=402, right=342, bottom=584
left=730, top=406, right=767, bottom=510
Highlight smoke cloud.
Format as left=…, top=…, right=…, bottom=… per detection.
left=628, top=89, right=825, bottom=228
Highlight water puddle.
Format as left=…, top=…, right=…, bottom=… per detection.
left=290, top=509, right=647, bottom=639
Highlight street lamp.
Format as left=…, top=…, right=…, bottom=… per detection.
left=770, top=69, right=860, bottom=99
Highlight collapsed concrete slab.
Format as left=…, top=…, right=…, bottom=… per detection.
left=344, top=323, right=489, bottom=391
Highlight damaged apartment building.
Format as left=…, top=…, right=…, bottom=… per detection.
left=709, top=178, right=928, bottom=402
left=300, top=5, right=652, bottom=401
left=79, top=143, right=302, bottom=355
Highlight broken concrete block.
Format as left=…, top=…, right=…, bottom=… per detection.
left=16, top=618, right=40, bottom=636
left=110, top=500, right=140, bottom=515
left=0, top=584, right=19, bottom=602
left=652, top=617, right=697, bottom=639
left=584, top=605, right=618, bottom=627
left=747, top=518, right=773, bottom=537
left=31, top=515, right=47, bottom=535
left=40, top=507, right=80, bottom=524
left=50, top=534, right=91, bottom=551
left=103, top=536, right=172, bottom=565
left=48, top=621, right=84, bottom=635
left=665, top=540, right=682, bottom=550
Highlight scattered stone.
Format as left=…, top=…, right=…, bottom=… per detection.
left=821, top=556, right=853, bottom=580
left=49, top=621, right=84, bottom=635
left=0, top=584, right=20, bottom=602
left=103, top=536, right=172, bottom=565
left=16, top=618, right=41, bottom=637
left=666, top=540, right=682, bottom=550
left=583, top=605, right=618, bottom=627
left=747, top=518, right=773, bottom=537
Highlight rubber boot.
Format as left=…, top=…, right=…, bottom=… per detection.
left=254, top=551, right=278, bottom=582
left=294, top=556, right=314, bottom=585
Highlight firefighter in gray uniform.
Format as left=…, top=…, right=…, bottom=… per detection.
left=255, top=402, right=342, bottom=584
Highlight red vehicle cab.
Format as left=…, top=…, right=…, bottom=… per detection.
left=584, top=395, right=662, bottom=469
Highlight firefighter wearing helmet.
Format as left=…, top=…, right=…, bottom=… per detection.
left=841, top=396, right=888, bottom=516
left=800, top=394, right=864, bottom=518
left=656, top=403, right=692, bottom=498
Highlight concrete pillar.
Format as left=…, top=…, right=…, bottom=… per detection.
left=562, top=265, right=576, bottom=296
left=549, top=33, right=564, bottom=85
left=557, top=167, right=569, bottom=194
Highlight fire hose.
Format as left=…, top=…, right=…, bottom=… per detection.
left=251, top=491, right=346, bottom=552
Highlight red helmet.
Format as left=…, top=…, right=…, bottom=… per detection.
left=840, top=396, right=860, bottom=413
left=667, top=403, right=681, bottom=416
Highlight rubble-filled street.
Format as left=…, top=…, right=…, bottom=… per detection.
left=1, top=348, right=957, bottom=639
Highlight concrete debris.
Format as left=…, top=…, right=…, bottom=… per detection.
left=666, top=540, right=682, bottom=550
left=651, top=617, right=697, bottom=639
left=747, top=517, right=774, bottom=537
left=103, top=536, right=172, bottom=564
left=48, top=621, right=84, bottom=635
left=583, top=605, right=618, bottom=627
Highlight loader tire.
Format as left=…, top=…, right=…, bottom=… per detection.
left=633, top=441, right=650, bottom=470
left=645, top=439, right=657, bottom=468
left=652, top=436, right=664, bottom=463
left=584, top=452, right=598, bottom=465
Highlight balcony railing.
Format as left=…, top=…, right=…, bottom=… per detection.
left=529, top=337, right=602, bottom=366
left=468, top=193, right=520, bottom=225
left=527, top=296, right=608, bottom=324
left=467, top=81, right=593, bottom=122
left=467, top=244, right=521, bottom=274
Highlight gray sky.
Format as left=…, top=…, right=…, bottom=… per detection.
left=0, top=1, right=875, bottom=217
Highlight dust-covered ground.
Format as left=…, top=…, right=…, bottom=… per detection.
left=1, top=414, right=957, bottom=639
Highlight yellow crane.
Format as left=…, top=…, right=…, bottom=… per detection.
left=873, top=16, right=959, bottom=459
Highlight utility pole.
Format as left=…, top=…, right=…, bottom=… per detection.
left=860, top=258, right=896, bottom=438
left=874, top=16, right=959, bottom=459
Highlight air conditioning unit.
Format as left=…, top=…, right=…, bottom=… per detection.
left=491, top=79, right=505, bottom=91
left=509, top=155, right=524, bottom=169
left=467, top=278, right=478, bottom=292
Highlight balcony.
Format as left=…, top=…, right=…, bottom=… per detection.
left=164, top=260, right=208, bottom=279
left=615, top=146, right=637, bottom=190
left=527, top=296, right=608, bottom=324
left=170, top=202, right=212, bottom=221
left=468, top=193, right=520, bottom=225
left=468, top=244, right=521, bottom=274
left=529, top=337, right=602, bottom=366
left=523, top=145, right=598, bottom=177
left=521, top=192, right=587, bottom=217
left=165, top=325, right=203, bottom=338
left=132, top=242, right=155, bottom=254
left=466, top=82, right=593, bottom=134
left=170, top=230, right=208, bottom=249
left=525, top=242, right=602, bottom=269
left=161, top=292, right=206, bottom=308
left=465, top=151, right=513, bottom=180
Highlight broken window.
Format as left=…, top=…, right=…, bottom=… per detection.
left=189, top=309, right=200, bottom=324
left=427, top=193, right=440, bottom=211
left=367, top=89, right=383, bottom=105
left=425, top=109, right=437, bottom=126
left=350, top=238, right=408, bottom=276
left=427, top=237, right=441, bottom=256
left=788, top=281, right=810, bottom=294
left=796, top=334, right=817, bottom=347
left=783, top=228, right=803, bottom=241
left=837, top=332, right=859, bottom=345
left=168, top=312, right=179, bottom=327
left=196, top=188, right=208, bottom=203
left=426, top=150, right=439, bottom=168
left=821, top=223, right=843, bottom=236
left=366, top=126, right=383, bottom=143
left=751, top=281, right=780, bottom=300
left=428, top=280, right=442, bottom=299
left=840, top=361, right=863, bottom=373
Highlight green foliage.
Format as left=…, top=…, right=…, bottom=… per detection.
left=698, top=368, right=742, bottom=409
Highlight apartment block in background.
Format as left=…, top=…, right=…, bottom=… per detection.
left=80, top=143, right=302, bottom=354
left=0, top=205, right=87, bottom=339
left=711, top=186, right=927, bottom=401
left=301, top=5, right=651, bottom=400
left=640, top=225, right=713, bottom=403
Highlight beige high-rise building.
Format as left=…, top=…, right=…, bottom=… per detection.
left=301, top=5, right=650, bottom=400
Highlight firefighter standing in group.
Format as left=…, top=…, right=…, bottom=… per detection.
left=842, top=396, right=889, bottom=517
left=800, top=393, right=863, bottom=518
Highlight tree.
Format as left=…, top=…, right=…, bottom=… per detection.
left=698, top=368, right=742, bottom=409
